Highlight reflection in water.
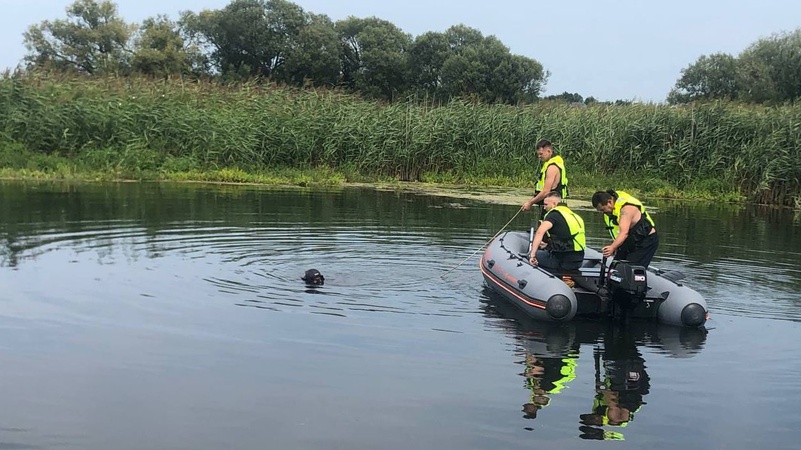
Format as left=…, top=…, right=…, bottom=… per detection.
left=578, top=328, right=651, bottom=440
left=521, top=348, right=577, bottom=423
left=0, top=182, right=495, bottom=322
left=2, top=182, right=800, bottom=321
left=0, top=182, right=799, bottom=449
left=482, top=291, right=707, bottom=439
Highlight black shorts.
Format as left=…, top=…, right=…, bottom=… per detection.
left=617, top=233, right=659, bottom=269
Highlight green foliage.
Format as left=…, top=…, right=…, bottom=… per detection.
left=667, top=53, right=739, bottom=104
left=20, top=0, right=549, bottom=104
left=410, top=25, right=546, bottom=104
left=1, top=75, right=797, bottom=205
left=163, top=166, right=347, bottom=186
left=408, top=31, right=450, bottom=99
left=737, top=29, right=801, bottom=104
left=23, top=0, right=135, bottom=75
left=78, top=146, right=165, bottom=173
left=132, top=15, right=205, bottom=77
left=0, top=139, right=32, bottom=169
left=274, top=13, right=340, bottom=87
left=544, top=92, right=585, bottom=103
left=160, top=155, right=202, bottom=173
left=0, top=138, right=75, bottom=176
left=336, top=16, right=412, bottom=100
left=669, top=28, right=801, bottom=105
left=180, top=0, right=341, bottom=86
left=180, top=0, right=283, bottom=78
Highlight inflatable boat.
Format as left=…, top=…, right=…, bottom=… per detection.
left=479, top=231, right=709, bottom=327
left=482, top=294, right=709, bottom=359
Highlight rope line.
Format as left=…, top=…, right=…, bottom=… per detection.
left=318, top=206, right=527, bottom=291
left=440, top=206, right=525, bottom=278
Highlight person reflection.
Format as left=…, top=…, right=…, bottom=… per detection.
left=521, top=350, right=577, bottom=421
left=579, top=328, right=650, bottom=440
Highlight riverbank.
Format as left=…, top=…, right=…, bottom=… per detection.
left=1, top=75, right=798, bottom=207
left=0, top=163, right=748, bottom=210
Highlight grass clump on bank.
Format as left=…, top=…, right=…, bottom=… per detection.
left=0, top=73, right=798, bottom=205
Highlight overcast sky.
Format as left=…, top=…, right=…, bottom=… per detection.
left=2, top=0, right=799, bottom=102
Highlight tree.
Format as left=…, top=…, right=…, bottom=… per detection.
left=437, top=25, right=546, bottom=104
left=272, top=13, right=340, bottom=87
left=544, top=92, right=584, bottom=103
left=180, top=0, right=304, bottom=79
left=181, top=0, right=342, bottom=85
left=667, top=53, right=738, bottom=104
left=444, top=24, right=484, bottom=51
left=493, top=53, right=546, bottom=103
left=408, top=31, right=451, bottom=99
left=336, top=16, right=412, bottom=100
left=736, top=29, right=801, bottom=103
left=437, top=25, right=490, bottom=100
left=132, top=15, right=205, bottom=77
left=668, top=28, right=801, bottom=104
left=23, top=0, right=134, bottom=75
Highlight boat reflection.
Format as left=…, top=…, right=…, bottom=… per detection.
left=578, top=326, right=650, bottom=440
left=481, top=291, right=707, bottom=439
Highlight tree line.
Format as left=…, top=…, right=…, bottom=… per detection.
left=20, top=0, right=546, bottom=104
left=16, top=0, right=801, bottom=106
left=668, top=29, right=801, bottom=105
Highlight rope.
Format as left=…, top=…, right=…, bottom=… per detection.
left=440, top=206, right=526, bottom=278
left=349, top=206, right=527, bottom=291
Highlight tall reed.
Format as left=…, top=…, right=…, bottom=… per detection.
left=0, top=73, right=798, bottom=205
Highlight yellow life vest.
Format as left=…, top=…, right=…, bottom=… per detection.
left=603, top=191, right=655, bottom=240
left=549, top=357, right=578, bottom=394
left=535, top=155, right=568, bottom=197
left=544, top=205, right=586, bottom=252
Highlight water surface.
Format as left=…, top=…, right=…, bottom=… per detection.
left=0, top=182, right=799, bottom=450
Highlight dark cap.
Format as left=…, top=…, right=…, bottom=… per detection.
left=302, top=269, right=325, bottom=285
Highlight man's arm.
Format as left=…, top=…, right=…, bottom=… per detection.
left=602, top=205, right=638, bottom=257
left=523, top=165, right=561, bottom=210
left=529, top=221, right=554, bottom=265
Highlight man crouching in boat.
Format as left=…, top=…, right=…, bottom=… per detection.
left=529, top=191, right=586, bottom=271
left=591, top=190, right=659, bottom=269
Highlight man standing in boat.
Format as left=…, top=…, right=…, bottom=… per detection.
left=528, top=191, right=586, bottom=270
left=522, top=139, right=569, bottom=219
left=591, top=190, right=659, bottom=269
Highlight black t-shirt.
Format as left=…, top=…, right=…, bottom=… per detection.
left=544, top=207, right=581, bottom=259
left=545, top=209, right=571, bottom=243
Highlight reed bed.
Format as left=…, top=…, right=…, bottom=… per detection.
left=0, top=74, right=799, bottom=205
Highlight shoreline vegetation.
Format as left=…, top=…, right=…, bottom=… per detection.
left=1, top=74, right=799, bottom=208
left=0, top=167, right=725, bottom=210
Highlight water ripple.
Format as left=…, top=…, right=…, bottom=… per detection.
left=4, top=197, right=800, bottom=326
left=655, top=253, right=801, bottom=322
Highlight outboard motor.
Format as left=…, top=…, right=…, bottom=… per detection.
left=606, top=260, right=647, bottom=321
left=607, top=261, right=647, bottom=299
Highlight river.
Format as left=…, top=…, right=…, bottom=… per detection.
left=0, top=181, right=798, bottom=450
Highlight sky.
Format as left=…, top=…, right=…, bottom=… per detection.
left=2, top=0, right=799, bottom=102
